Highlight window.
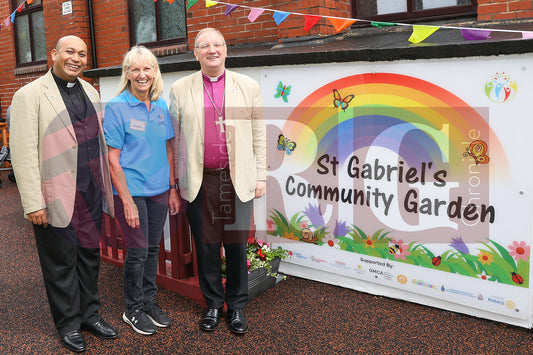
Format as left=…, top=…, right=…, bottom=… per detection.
left=129, top=0, right=187, bottom=47
left=12, top=0, right=46, bottom=65
left=354, top=0, right=476, bottom=22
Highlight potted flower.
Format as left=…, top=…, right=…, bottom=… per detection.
left=222, top=236, right=292, bottom=300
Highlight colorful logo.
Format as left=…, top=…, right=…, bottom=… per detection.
left=274, top=81, right=291, bottom=103
left=484, top=72, right=517, bottom=103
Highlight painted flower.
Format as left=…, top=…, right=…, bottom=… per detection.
left=364, top=236, right=375, bottom=249
left=477, top=270, right=492, bottom=281
left=333, top=220, right=348, bottom=237
left=449, top=236, right=469, bottom=255
left=283, top=231, right=299, bottom=240
left=266, top=219, right=276, bottom=234
left=391, top=239, right=410, bottom=260
left=509, top=241, right=530, bottom=262
left=478, top=250, right=493, bottom=265
left=300, top=221, right=309, bottom=229
left=304, top=203, right=325, bottom=229
left=322, top=234, right=340, bottom=249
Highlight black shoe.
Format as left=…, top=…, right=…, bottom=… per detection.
left=228, top=308, right=248, bottom=335
left=201, top=307, right=222, bottom=331
left=61, top=330, right=86, bottom=353
left=145, top=303, right=171, bottom=328
left=82, top=319, right=118, bottom=339
left=123, top=309, right=157, bottom=335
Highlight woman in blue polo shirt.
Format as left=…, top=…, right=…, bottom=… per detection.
left=103, top=46, right=180, bottom=336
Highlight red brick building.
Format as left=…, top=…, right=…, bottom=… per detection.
left=1, top=0, right=533, bottom=118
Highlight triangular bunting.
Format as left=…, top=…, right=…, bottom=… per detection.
left=248, top=8, right=264, bottom=23
left=461, top=28, right=492, bottom=40
left=166, top=0, right=174, bottom=4
left=522, top=31, right=533, bottom=39
left=17, top=3, right=24, bottom=12
left=186, top=0, right=198, bottom=10
left=304, top=15, right=322, bottom=32
left=205, top=0, right=217, bottom=8
left=408, top=25, right=439, bottom=43
left=3, top=17, right=10, bottom=27
left=328, top=18, right=356, bottom=33
left=27, top=0, right=34, bottom=5
left=273, top=11, right=290, bottom=26
left=224, top=4, right=239, bottom=16
left=10, top=12, right=16, bottom=23
left=371, top=21, right=397, bottom=28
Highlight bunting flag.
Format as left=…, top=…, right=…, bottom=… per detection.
left=461, top=28, right=492, bottom=41
left=273, top=11, right=290, bottom=26
left=3, top=17, right=9, bottom=28
left=186, top=0, right=198, bottom=10
left=224, top=4, right=239, bottom=16
left=371, top=21, right=397, bottom=28
left=205, top=0, right=217, bottom=8
left=409, top=25, right=440, bottom=43
left=166, top=0, right=174, bottom=4
left=27, top=0, right=33, bottom=4
left=17, top=3, right=24, bottom=12
left=10, top=12, right=16, bottom=23
left=329, top=18, right=357, bottom=33
left=248, top=8, right=265, bottom=23
left=304, top=15, right=322, bottom=32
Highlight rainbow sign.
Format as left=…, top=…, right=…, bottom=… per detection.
left=266, top=72, right=527, bottom=292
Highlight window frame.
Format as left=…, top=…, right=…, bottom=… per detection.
left=11, top=0, right=47, bottom=67
left=352, top=0, right=477, bottom=23
left=127, top=0, right=188, bottom=48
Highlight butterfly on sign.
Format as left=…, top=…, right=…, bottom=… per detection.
left=277, top=134, right=296, bottom=155
left=333, top=88, right=355, bottom=111
left=274, top=81, right=291, bottom=103
left=466, top=140, right=490, bottom=165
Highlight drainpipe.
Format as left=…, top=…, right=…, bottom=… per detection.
left=88, top=0, right=97, bottom=68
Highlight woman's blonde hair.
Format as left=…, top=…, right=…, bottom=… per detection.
left=117, top=45, right=163, bottom=101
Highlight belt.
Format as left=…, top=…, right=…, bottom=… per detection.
left=203, top=168, right=229, bottom=175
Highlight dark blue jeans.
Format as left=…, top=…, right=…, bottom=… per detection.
left=114, top=192, right=168, bottom=313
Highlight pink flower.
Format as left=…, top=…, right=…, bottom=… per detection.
left=509, top=241, right=530, bottom=262
left=391, top=239, right=410, bottom=260
left=266, top=219, right=276, bottom=233
left=300, top=221, right=309, bottom=229
left=247, top=259, right=251, bottom=268
left=257, top=239, right=264, bottom=247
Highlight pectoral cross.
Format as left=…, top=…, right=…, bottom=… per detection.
left=215, top=115, right=225, bottom=133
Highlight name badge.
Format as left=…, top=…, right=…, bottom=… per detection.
left=129, top=119, right=146, bottom=132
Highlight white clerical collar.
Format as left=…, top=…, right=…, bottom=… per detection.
left=67, top=82, right=76, bottom=88
left=203, top=71, right=225, bottom=82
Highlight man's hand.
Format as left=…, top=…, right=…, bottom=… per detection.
left=255, top=181, right=266, bottom=198
left=27, top=209, right=48, bottom=228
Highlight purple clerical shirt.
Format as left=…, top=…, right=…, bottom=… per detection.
left=203, top=72, right=229, bottom=169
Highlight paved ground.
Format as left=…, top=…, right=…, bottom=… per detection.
left=1, top=177, right=532, bottom=354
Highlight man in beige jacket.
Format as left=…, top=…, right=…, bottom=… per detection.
left=169, top=28, right=266, bottom=335
left=10, top=35, right=116, bottom=352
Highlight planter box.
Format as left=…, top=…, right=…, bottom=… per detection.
left=248, top=257, right=281, bottom=300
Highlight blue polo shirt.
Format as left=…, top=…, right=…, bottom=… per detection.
left=103, top=90, right=174, bottom=197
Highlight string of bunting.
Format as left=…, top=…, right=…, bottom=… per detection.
left=187, top=0, right=533, bottom=43
left=0, top=0, right=31, bottom=31
left=3, top=0, right=533, bottom=43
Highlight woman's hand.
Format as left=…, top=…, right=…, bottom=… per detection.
left=168, top=189, right=181, bottom=215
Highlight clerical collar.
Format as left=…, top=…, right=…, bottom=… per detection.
left=51, top=69, right=78, bottom=88
left=202, top=71, right=225, bottom=82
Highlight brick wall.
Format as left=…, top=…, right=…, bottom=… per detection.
left=185, top=0, right=352, bottom=47
left=478, top=0, right=533, bottom=21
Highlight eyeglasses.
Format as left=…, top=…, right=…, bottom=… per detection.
left=195, top=42, right=226, bottom=50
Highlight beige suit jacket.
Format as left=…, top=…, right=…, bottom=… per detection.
left=169, top=70, right=266, bottom=203
left=10, top=70, right=114, bottom=228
